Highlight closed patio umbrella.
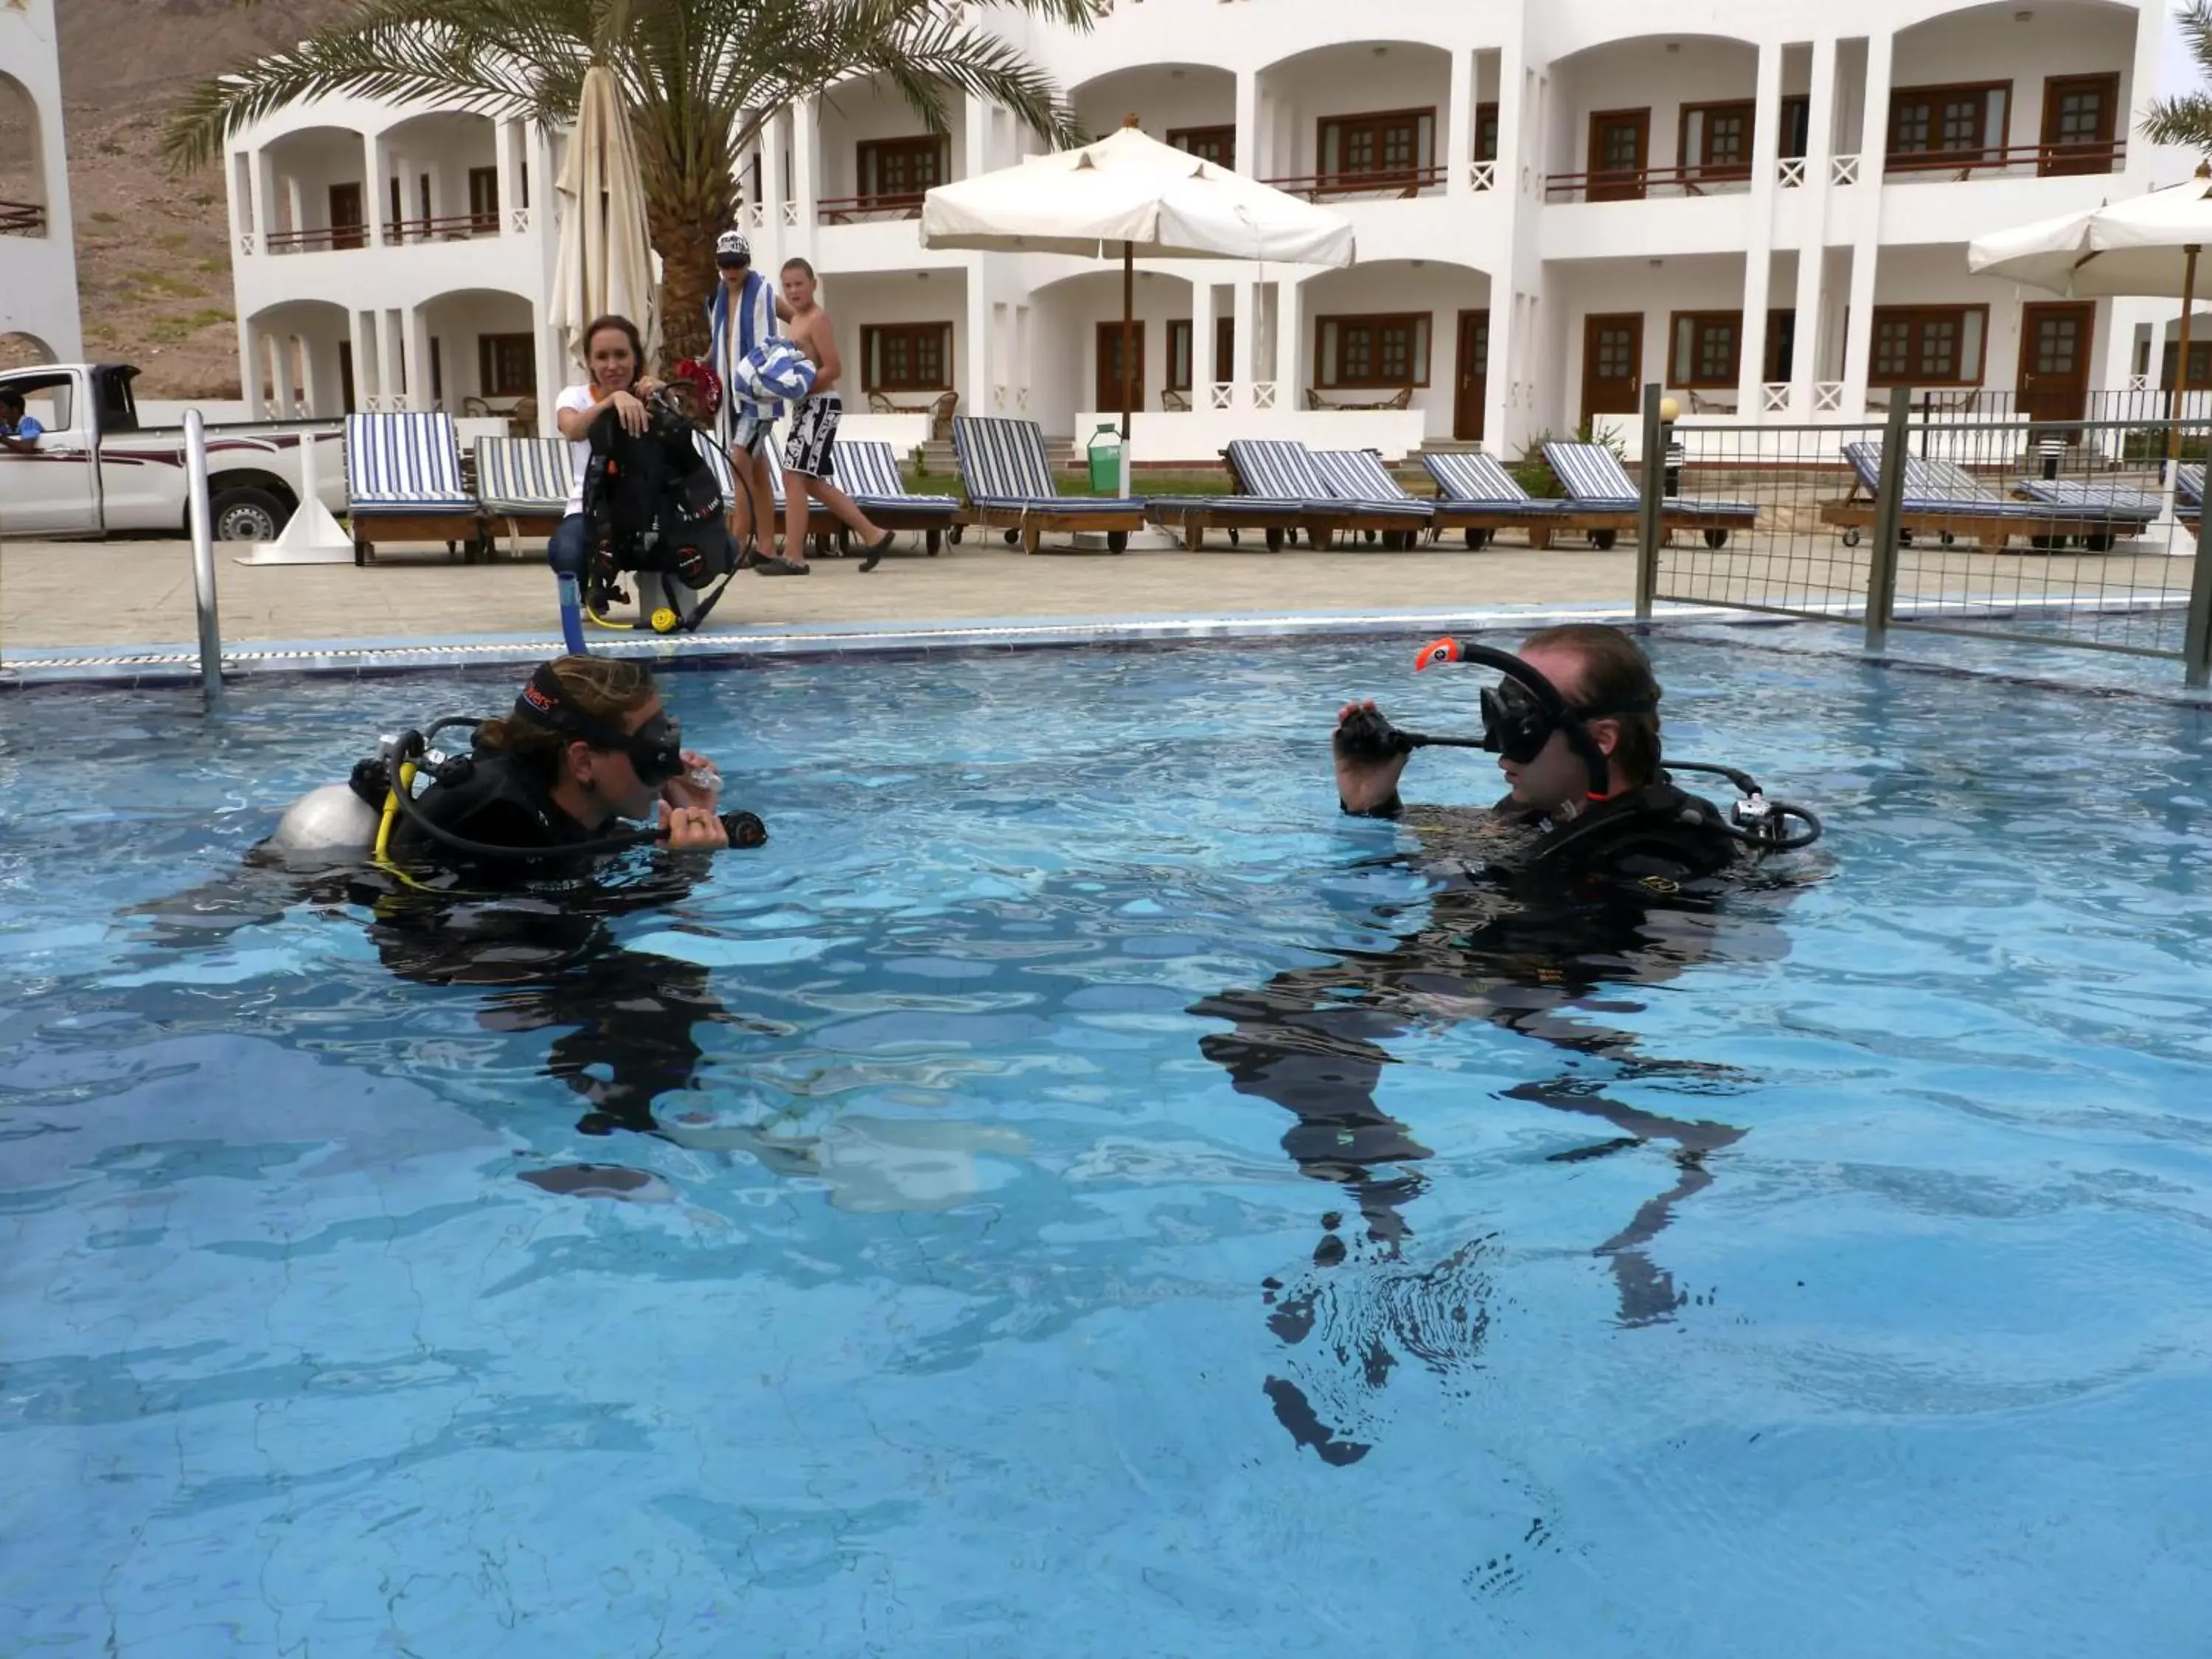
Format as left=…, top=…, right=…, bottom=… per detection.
left=920, top=116, right=1356, bottom=443
left=549, top=63, right=660, bottom=375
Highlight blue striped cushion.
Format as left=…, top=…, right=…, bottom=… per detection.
left=2016, top=479, right=2160, bottom=519
left=1311, top=449, right=1430, bottom=516
left=343, top=412, right=474, bottom=510
left=954, top=417, right=1059, bottom=502
left=2178, top=465, right=2204, bottom=507
left=474, top=438, right=574, bottom=512
left=1147, top=495, right=1309, bottom=516
left=839, top=439, right=956, bottom=509
left=1547, top=439, right=1755, bottom=516
left=692, top=428, right=738, bottom=509
left=1421, top=451, right=1578, bottom=512
left=1543, top=442, right=1640, bottom=506
left=1847, top=443, right=2107, bottom=518
left=1225, top=439, right=1328, bottom=501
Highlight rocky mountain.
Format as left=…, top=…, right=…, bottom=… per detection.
left=22, top=0, right=351, bottom=392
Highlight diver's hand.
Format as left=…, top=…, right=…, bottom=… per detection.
left=658, top=801, right=728, bottom=851
left=1334, top=700, right=1411, bottom=814
left=660, top=750, right=722, bottom=813
left=607, top=388, right=650, bottom=436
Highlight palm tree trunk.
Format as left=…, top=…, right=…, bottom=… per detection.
left=644, top=152, right=737, bottom=366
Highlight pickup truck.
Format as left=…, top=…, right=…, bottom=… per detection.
left=0, top=361, right=347, bottom=541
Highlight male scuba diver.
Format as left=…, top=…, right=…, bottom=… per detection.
left=1189, top=623, right=1821, bottom=1466
left=243, top=655, right=770, bottom=1135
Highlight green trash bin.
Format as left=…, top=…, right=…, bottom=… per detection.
left=1087, top=424, right=1124, bottom=493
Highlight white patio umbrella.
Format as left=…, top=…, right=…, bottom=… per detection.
left=1970, top=169, right=2212, bottom=521
left=548, top=63, right=661, bottom=375
left=920, top=116, right=1357, bottom=441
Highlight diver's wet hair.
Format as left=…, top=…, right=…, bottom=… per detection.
left=1522, top=623, right=1663, bottom=786
left=478, top=655, right=656, bottom=768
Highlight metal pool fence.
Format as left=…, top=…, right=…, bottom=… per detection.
left=1630, top=384, right=2212, bottom=689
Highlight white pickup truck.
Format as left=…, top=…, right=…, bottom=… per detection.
left=0, top=361, right=347, bottom=541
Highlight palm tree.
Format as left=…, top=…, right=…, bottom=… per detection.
left=164, top=0, right=1096, bottom=360
left=2145, top=1, right=2212, bottom=159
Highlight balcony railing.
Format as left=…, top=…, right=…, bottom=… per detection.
left=265, top=225, right=368, bottom=254
left=1544, top=164, right=1756, bottom=204
left=1883, top=139, right=2125, bottom=181
left=1261, top=166, right=1447, bottom=203
left=383, top=213, right=503, bottom=243
left=818, top=192, right=927, bottom=224
left=0, top=199, right=49, bottom=237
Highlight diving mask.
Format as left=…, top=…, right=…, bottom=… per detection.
left=515, top=665, right=686, bottom=785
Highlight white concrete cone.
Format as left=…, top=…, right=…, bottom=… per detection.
left=237, top=429, right=354, bottom=565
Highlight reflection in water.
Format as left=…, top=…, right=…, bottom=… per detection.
left=1194, top=807, right=1800, bottom=1464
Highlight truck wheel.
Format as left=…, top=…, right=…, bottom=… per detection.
left=210, top=486, right=285, bottom=542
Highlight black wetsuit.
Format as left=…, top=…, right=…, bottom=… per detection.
left=1190, top=775, right=1779, bottom=1464
left=361, top=747, right=727, bottom=1136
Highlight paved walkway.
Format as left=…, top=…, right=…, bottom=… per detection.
left=0, top=535, right=1636, bottom=653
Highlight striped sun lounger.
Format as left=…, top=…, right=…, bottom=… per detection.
left=1420, top=451, right=1589, bottom=549
left=1544, top=439, right=1759, bottom=548
left=1311, top=449, right=1435, bottom=548
left=1221, top=439, right=1425, bottom=549
left=771, top=439, right=963, bottom=556
left=1824, top=442, right=2135, bottom=551
left=342, top=411, right=482, bottom=564
left=952, top=416, right=1147, bottom=552
left=474, top=437, right=575, bottom=556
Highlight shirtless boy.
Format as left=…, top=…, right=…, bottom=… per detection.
left=777, top=257, right=897, bottom=574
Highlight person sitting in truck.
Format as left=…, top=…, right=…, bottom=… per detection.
left=0, top=388, right=45, bottom=453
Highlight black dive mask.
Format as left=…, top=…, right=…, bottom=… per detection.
left=515, top=664, right=686, bottom=786
left=1413, top=637, right=1653, bottom=798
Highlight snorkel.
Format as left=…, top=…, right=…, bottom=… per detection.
left=1371, top=636, right=1823, bottom=852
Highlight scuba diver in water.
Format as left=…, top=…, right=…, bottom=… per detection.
left=1189, top=623, right=1822, bottom=1465
left=246, top=654, right=770, bottom=1135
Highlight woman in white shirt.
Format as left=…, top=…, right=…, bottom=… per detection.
left=550, top=315, right=658, bottom=653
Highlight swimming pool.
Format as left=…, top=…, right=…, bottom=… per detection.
left=4, top=631, right=2210, bottom=1656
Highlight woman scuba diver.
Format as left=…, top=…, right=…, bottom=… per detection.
left=252, top=655, right=768, bottom=1137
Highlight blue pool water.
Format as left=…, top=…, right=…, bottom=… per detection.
left=4, top=632, right=2211, bottom=1657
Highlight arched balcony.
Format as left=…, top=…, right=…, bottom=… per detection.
left=0, top=71, right=50, bottom=237
left=1543, top=35, right=1761, bottom=205
left=1256, top=41, right=1455, bottom=203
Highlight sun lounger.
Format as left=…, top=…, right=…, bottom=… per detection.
left=829, top=439, right=963, bottom=555
left=1419, top=451, right=1593, bottom=549
left=1823, top=442, right=2135, bottom=552
left=1311, top=449, right=1436, bottom=549
left=1221, top=439, right=1427, bottom=550
left=1144, top=450, right=1311, bottom=552
left=2005, top=476, right=2160, bottom=546
left=952, top=416, right=1147, bottom=552
left=474, top=437, right=575, bottom=557
left=1543, top=439, right=1759, bottom=549
left=342, top=411, right=483, bottom=565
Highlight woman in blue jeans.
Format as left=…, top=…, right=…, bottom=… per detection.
left=549, top=314, right=658, bottom=652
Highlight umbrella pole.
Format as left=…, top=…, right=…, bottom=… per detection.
left=1119, top=240, right=1135, bottom=498
left=2174, top=244, right=2200, bottom=470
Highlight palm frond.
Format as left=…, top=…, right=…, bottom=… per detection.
left=2143, top=91, right=2212, bottom=153
left=163, top=0, right=594, bottom=170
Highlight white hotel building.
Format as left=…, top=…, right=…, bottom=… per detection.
left=220, top=0, right=2191, bottom=462
left=1, top=0, right=86, bottom=366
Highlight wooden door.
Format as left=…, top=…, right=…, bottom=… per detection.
left=1582, top=313, right=1642, bottom=417
left=2039, top=74, right=2118, bottom=176
left=2017, top=302, right=2094, bottom=425
left=328, top=182, right=364, bottom=250
left=1455, top=310, right=1489, bottom=442
left=1587, top=109, right=1649, bottom=202
left=338, top=341, right=355, bottom=412
left=1096, top=321, right=1145, bottom=413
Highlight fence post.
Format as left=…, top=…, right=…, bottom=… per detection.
left=1863, top=387, right=1913, bottom=654
left=1634, top=381, right=1663, bottom=620
left=2186, top=524, right=2212, bottom=691
left=184, top=409, right=223, bottom=706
